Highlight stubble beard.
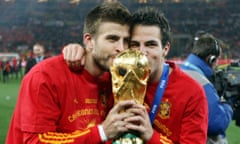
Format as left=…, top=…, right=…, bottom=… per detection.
left=93, top=56, right=109, bottom=72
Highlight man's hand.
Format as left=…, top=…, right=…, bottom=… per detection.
left=62, top=43, right=86, bottom=70
left=101, top=100, right=136, bottom=140
left=124, top=104, right=154, bottom=141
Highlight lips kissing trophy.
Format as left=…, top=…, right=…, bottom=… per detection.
left=110, top=49, right=150, bottom=144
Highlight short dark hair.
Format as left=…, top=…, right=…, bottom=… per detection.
left=130, top=7, right=171, bottom=47
left=83, top=1, right=131, bottom=37
left=192, top=33, right=221, bottom=60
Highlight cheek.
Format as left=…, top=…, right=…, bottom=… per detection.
left=147, top=52, right=163, bottom=67
left=94, top=41, right=108, bottom=53
left=101, top=42, right=114, bottom=52
left=147, top=49, right=159, bottom=61
left=149, top=60, right=157, bottom=74
left=146, top=56, right=155, bottom=68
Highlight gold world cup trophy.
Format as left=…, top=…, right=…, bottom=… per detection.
left=110, top=49, right=151, bottom=144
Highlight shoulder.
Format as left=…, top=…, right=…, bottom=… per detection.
left=38, top=55, right=65, bottom=69
left=23, top=55, right=74, bottom=89
left=168, top=61, right=196, bottom=84
left=26, top=55, right=67, bottom=76
left=168, top=62, right=205, bottom=95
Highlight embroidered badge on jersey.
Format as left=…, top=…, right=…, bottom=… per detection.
left=159, top=99, right=171, bottom=119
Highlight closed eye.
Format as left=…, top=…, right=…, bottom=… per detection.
left=145, top=41, right=158, bottom=48
left=129, top=41, right=139, bottom=49
left=106, top=35, right=119, bottom=42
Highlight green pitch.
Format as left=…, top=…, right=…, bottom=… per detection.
left=0, top=78, right=20, bottom=143
left=0, top=77, right=240, bottom=143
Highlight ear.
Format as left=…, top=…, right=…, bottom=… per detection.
left=162, top=42, right=170, bottom=57
left=83, top=33, right=93, bottom=51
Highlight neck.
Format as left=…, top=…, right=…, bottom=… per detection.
left=149, top=62, right=172, bottom=83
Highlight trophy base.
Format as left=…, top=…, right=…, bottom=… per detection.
left=113, top=133, right=144, bottom=144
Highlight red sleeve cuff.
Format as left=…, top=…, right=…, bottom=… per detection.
left=75, top=126, right=102, bottom=143
left=146, top=130, right=159, bottom=144
left=90, top=126, right=102, bottom=142
left=146, top=130, right=173, bottom=144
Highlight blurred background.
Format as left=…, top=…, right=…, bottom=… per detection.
left=0, top=0, right=240, bottom=143
left=0, top=0, right=239, bottom=59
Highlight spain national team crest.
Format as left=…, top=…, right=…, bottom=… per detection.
left=159, top=99, right=171, bottom=119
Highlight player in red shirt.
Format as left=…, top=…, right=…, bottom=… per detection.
left=7, top=55, right=115, bottom=143
left=126, top=7, right=208, bottom=143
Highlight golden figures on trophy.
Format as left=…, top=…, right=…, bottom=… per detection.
left=110, top=49, right=151, bottom=144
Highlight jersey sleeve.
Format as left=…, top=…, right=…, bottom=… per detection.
left=20, top=69, right=62, bottom=132
left=179, top=87, right=208, bottom=143
left=146, top=130, right=173, bottom=144
left=23, top=126, right=102, bottom=144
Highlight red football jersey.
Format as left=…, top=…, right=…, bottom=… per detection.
left=145, top=62, right=208, bottom=144
left=6, top=55, right=113, bottom=144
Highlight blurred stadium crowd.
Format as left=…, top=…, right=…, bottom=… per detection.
left=0, top=0, right=239, bottom=82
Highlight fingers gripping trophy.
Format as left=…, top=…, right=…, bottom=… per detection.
left=110, top=49, right=151, bottom=144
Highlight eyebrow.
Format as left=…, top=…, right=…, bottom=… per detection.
left=105, top=35, right=119, bottom=40
left=145, top=40, right=158, bottom=44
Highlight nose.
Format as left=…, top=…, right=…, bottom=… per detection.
left=139, top=45, right=147, bottom=55
left=116, top=41, right=125, bottom=52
